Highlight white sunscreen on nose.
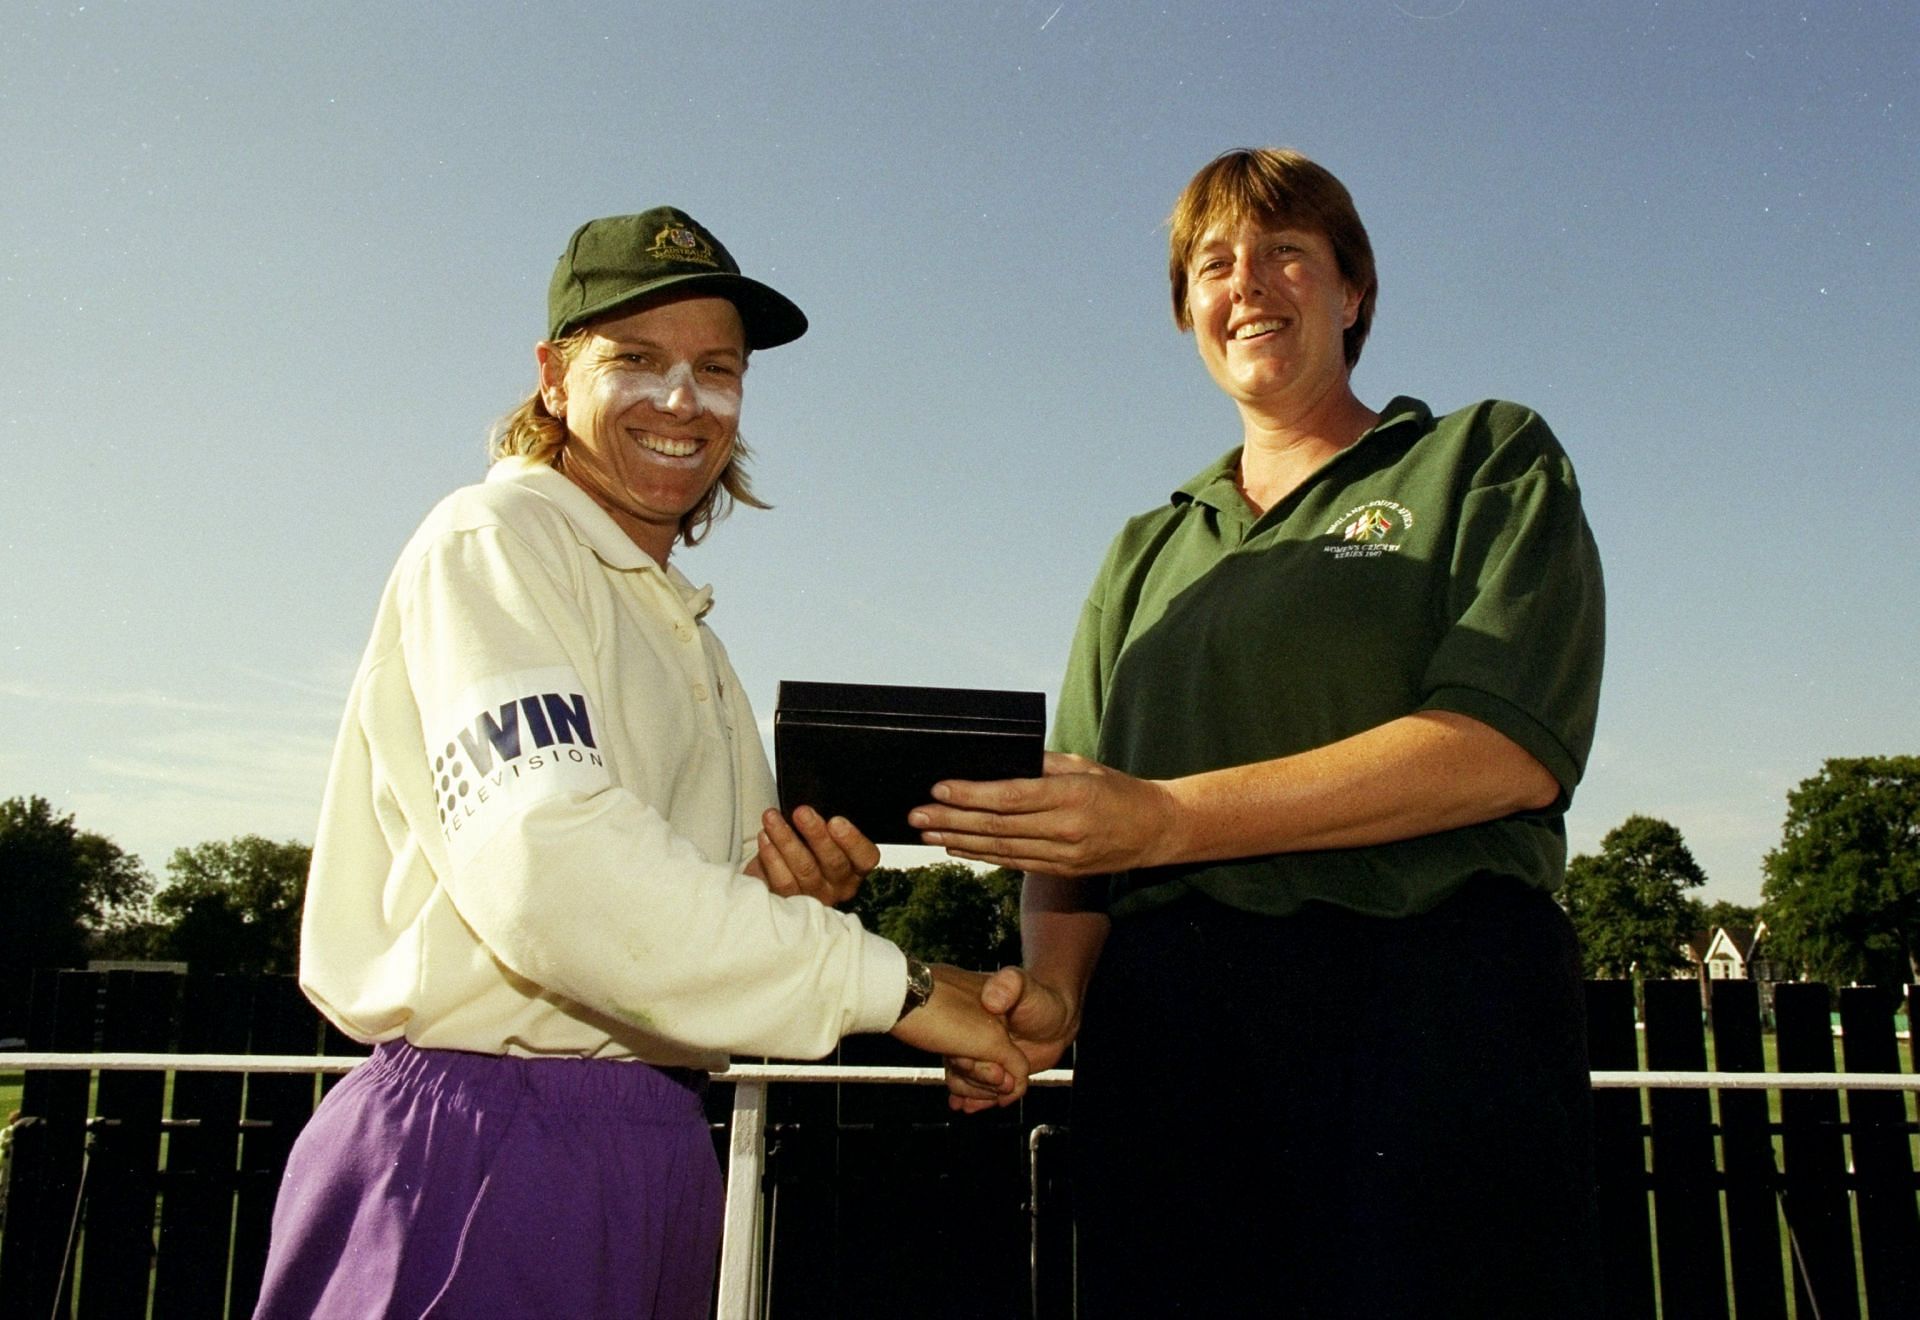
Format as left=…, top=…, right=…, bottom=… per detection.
left=645, top=361, right=740, bottom=419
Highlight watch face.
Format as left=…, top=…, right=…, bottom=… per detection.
left=896, top=960, right=934, bottom=1024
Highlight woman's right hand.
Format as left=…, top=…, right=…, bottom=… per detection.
left=908, top=752, right=1184, bottom=879
left=940, top=965, right=1081, bottom=1114
left=888, top=964, right=1031, bottom=1106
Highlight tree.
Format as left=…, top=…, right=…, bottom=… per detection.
left=1557, top=815, right=1708, bottom=979
left=0, top=796, right=152, bottom=1038
left=1762, top=756, right=1920, bottom=987
left=846, top=863, right=1020, bottom=969
left=153, top=836, right=313, bottom=974
left=1699, top=899, right=1760, bottom=932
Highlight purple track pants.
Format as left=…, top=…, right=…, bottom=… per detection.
left=253, top=1041, right=723, bottom=1319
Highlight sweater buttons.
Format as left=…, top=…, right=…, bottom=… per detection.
left=692, top=682, right=710, bottom=702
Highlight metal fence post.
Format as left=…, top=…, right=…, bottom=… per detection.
left=716, top=1078, right=768, bottom=1320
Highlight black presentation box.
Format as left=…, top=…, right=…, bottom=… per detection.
left=774, top=681, right=1046, bottom=844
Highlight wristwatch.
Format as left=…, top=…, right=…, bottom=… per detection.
left=896, top=956, right=934, bottom=1022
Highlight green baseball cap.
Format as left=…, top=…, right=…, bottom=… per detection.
left=546, top=206, right=808, bottom=348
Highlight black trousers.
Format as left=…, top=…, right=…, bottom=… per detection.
left=1071, top=877, right=1602, bottom=1320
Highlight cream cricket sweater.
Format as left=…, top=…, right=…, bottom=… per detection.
left=300, top=457, right=906, bottom=1069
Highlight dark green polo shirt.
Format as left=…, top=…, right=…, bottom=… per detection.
left=1052, top=396, right=1605, bottom=920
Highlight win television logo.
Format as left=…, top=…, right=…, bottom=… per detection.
left=434, top=691, right=604, bottom=831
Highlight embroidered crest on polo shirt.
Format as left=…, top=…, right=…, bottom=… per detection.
left=427, top=666, right=612, bottom=865
left=1323, top=500, right=1416, bottom=560
left=647, top=223, right=719, bottom=268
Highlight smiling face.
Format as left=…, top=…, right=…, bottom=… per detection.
left=1183, top=218, right=1362, bottom=419
left=537, top=294, right=747, bottom=565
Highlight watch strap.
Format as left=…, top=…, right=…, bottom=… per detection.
left=896, top=955, right=934, bottom=1023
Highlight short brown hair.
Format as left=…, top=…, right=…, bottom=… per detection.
left=487, top=330, right=768, bottom=548
left=1167, top=148, right=1378, bottom=367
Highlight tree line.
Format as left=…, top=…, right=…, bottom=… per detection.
left=0, top=797, right=310, bottom=1041
left=1557, top=756, right=1919, bottom=988
left=3, top=754, right=1913, bottom=1041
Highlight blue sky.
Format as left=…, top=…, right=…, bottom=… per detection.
left=3, top=1, right=1914, bottom=903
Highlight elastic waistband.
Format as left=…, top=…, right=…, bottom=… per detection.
left=359, top=1041, right=707, bottom=1120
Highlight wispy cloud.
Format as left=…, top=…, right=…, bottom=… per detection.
left=229, top=660, right=358, bottom=703
left=1, top=676, right=340, bottom=867
left=0, top=678, right=336, bottom=723
left=89, top=728, right=336, bottom=800
left=62, top=724, right=337, bottom=867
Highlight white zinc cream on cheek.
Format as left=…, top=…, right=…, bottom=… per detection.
left=622, top=360, right=741, bottom=420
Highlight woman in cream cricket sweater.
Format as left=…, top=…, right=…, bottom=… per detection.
left=254, top=208, right=1026, bottom=1320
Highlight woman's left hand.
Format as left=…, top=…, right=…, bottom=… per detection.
left=909, top=752, right=1182, bottom=878
left=746, top=806, right=880, bottom=905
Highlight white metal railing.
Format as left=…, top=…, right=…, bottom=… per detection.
left=7, top=1055, right=1920, bottom=1320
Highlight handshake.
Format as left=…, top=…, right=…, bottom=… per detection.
left=748, top=803, right=1083, bottom=1112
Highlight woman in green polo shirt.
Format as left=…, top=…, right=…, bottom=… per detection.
left=916, top=149, right=1605, bottom=1318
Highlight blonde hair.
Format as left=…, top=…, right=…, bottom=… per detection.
left=487, top=329, right=769, bottom=548
left=1167, top=148, right=1378, bottom=368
